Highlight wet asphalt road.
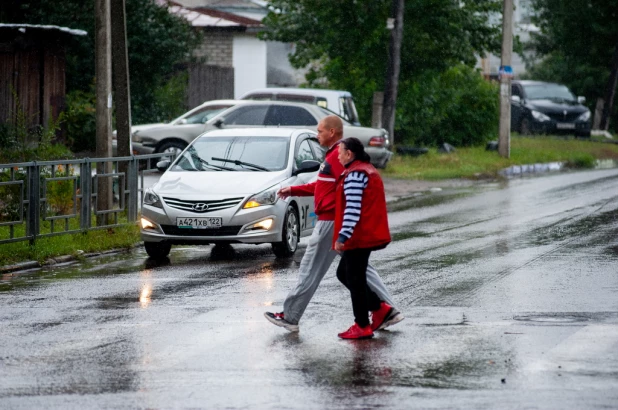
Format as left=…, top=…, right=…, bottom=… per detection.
left=1, top=168, right=618, bottom=409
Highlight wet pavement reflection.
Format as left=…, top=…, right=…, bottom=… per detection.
left=1, top=169, right=618, bottom=409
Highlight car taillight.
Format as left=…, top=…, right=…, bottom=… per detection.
left=368, top=136, right=385, bottom=147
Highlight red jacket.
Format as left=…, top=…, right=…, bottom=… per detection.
left=290, top=141, right=343, bottom=221
left=333, top=160, right=391, bottom=251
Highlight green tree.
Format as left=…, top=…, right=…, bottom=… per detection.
left=261, top=0, right=502, bottom=146
left=1, top=0, right=201, bottom=125
left=525, top=0, right=618, bottom=131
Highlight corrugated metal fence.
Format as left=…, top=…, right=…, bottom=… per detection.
left=0, top=153, right=167, bottom=245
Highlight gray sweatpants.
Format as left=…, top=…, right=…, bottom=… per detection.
left=283, top=220, right=396, bottom=325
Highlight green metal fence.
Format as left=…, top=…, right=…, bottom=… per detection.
left=0, top=154, right=167, bottom=245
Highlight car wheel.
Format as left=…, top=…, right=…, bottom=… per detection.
left=156, top=141, right=187, bottom=162
left=144, top=241, right=171, bottom=258
left=520, top=118, right=532, bottom=135
left=272, top=205, right=300, bottom=258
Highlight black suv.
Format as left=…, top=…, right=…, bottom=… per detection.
left=510, top=80, right=591, bottom=137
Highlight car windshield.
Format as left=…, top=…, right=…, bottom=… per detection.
left=524, top=84, right=576, bottom=102
left=171, top=136, right=290, bottom=172
left=172, top=105, right=234, bottom=125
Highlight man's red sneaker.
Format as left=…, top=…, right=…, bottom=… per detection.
left=338, top=323, right=374, bottom=339
left=370, top=302, right=394, bottom=331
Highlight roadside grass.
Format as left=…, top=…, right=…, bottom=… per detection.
left=0, top=223, right=140, bottom=266
left=384, top=136, right=618, bottom=180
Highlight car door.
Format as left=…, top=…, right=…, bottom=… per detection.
left=291, top=135, right=320, bottom=235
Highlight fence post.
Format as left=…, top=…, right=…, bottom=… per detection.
left=128, top=156, right=138, bottom=222
left=80, top=159, right=92, bottom=231
left=27, top=162, right=40, bottom=246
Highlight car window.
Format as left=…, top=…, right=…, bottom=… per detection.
left=243, top=93, right=273, bottom=101
left=178, top=105, right=232, bottom=124
left=264, top=105, right=318, bottom=126
left=295, top=139, right=316, bottom=168
left=222, top=105, right=269, bottom=125
left=275, top=94, right=316, bottom=104
left=340, top=97, right=360, bottom=125
left=511, top=85, right=521, bottom=98
left=523, top=84, right=576, bottom=101
left=173, top=136, right=289, bottom=172
left=308, top=138, right=325, bottom=162
left=316, top=97, right=328, bottom=109
left=317, top=107, right=352, bottom=125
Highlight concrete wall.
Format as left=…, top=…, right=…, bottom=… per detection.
left=232, top=35, right=266, bottom=98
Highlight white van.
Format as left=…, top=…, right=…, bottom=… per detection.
left=240, top=87, right=361, bottom=126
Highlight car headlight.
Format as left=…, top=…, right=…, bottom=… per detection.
left=143, top=189, right=163, bottom=209
left=531, top=110, right=551, bottom=122
left=577, top=110, right=591, bottom=122
left=243, top=185, right=280, bottom=209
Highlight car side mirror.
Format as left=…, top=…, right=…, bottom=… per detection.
left=577, top=96, right=586, bottom=104
left=213, top=118, right=224, bottom=128
left=177, top=118, right=187, bottom=125
left=511, top=95, right=521, bottom=103
left=293, top=160, right=321, bottom=176
left=156, top=160, right=171, bottom=172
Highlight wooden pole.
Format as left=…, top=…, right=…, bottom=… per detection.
left=111, top=0, right=132, bottom=158
left=95, top=0, right=113, bottom=225
left=498, top=0, right=513, bottom=158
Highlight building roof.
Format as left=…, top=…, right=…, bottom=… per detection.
left=156, top=0, right=262, bottom=28
left=0, top=24, right=87, bottom=36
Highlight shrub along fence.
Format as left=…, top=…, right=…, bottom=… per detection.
left=0, top=154, right=167, bottom=246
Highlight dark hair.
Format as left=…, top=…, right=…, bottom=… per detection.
left=341, top=137, right=371, bottom=163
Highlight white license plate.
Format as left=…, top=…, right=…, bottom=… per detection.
left=176, top=217, right=222, bottom=229
left=556, top=123, right=575, bottom=129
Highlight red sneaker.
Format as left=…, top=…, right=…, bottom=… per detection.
left=338, top=323, right=374, bottom=339
left=370, top=302, right=394, bottom=331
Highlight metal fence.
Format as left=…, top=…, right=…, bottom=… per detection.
left=0, top=153, right=168, bottom=246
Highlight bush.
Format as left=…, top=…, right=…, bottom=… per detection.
left=63, top=90, right=97, bottom=152
left=395, top=64, right=499, bottom=148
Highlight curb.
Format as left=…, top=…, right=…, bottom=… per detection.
left=0, top=248, right=136, bottom=275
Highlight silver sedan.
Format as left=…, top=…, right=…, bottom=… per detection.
left=139, top=128, right=323, bottom=258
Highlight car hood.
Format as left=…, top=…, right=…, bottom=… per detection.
left=525, top=99, right=587, bottom=115
left=153, top=170, right=288, bottom=199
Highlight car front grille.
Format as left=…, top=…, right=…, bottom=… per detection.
left=162, top=196, right=244, bottom=213
left=161, top=225, right=243, bottom=236
left=547, top=112, right=581, bottom=122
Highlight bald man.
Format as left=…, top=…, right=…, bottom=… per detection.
left=264, top=115, right=404, bottom=333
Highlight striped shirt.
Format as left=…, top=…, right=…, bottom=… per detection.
left=337, top=171, right=369, bottom=243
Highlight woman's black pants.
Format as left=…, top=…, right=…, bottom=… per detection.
left=336, top=247, right=382, bottom=328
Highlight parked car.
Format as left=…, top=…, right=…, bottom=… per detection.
left=240, top=87, right=362, bottom=126
left=510, top=81, right=591, bottom=137
left=140, top=128, right=322, bottom=258
left=112, top=99, right=238, bottom=156
left=133, top=101, right=392, bottom=168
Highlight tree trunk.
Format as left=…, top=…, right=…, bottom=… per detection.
left=382, top=0, right=404, bottom=147
left=600, top=41, right=618, bottom=131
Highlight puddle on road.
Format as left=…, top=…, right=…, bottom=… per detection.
left=513, top=313, right=591, bottom=324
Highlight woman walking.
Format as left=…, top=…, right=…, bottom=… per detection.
left=334, top=137, right=393, bottom=339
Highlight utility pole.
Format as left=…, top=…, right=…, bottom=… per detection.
left=382, top=0, right=404, bottom=147
left=498, top=0, right=513, bottom=158
left=95, top=0, right=113, bottom=225
left=111, top=0, right=132, bottom=158
left=599, top=41, right=618, bottom=131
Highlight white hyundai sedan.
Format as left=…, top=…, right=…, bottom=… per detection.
left=139, top=128, right=323, bottom=258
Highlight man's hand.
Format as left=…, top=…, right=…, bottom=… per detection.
left=334, top=241, right=344, bottom=253
left=277, top=186, right=292, bottom=199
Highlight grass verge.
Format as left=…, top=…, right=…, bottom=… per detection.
left=383, top=136, right=618, bottom=180
left=0, top=224, right=140, bottom=267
